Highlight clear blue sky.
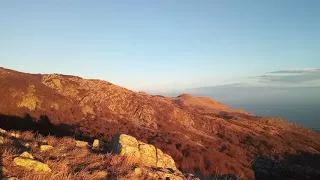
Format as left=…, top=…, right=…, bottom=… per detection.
left=1, top=0, right=319, bottom=91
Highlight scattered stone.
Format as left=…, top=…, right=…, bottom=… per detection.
left=20, top=152, right=34, bottom=159
left=40, top=145, right=53, bottom=152
left=93, top=139, right=104, bottom=149
left=0, top=128, right=7, bottom=134
left=13, top=157, right=51, bottom=173
left=76, top=140, right=88, bottom=147
left=9, top=132, right=20, bottom=138
left=39, top=139, right=48, bottom=144
left=0, top=136, right=4, bottom=144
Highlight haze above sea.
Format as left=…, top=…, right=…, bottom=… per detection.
left=160, top=86, right=320, bottom=131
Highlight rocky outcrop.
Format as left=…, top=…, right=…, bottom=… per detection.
left=112, top=134, right=177, bottom=170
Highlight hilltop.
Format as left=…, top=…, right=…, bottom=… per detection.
left=1, top=67, right=320, bottom=179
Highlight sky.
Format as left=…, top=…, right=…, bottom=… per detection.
left=1, top=0, right=319, bottom=91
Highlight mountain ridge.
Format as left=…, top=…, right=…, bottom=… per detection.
left=1, top=67, right=320, bottom=179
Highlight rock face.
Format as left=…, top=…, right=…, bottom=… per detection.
left=1, top=67, right=320, bottom=179
left=113, top=134, right=176, bottom=170
left=13, top=157, right=51, bottom=173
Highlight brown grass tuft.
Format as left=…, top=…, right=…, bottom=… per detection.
left=107, top=154, right=138, bottom=178
left=20, top=131, right=35, bottom=141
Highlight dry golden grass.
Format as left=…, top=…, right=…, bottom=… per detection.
left=20, top=131, right=34, bottom=141
left=0, top=130, right=138, bottom=180
left=107, top=155, right=138, bottom=178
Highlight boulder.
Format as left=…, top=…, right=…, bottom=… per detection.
left=113, top=134, right=140, bottom=159
left=76, top=140, right=89, bottom=147
left=112, top=134, right=177, bottom=170
left=40, top=145, right=53, bottom=152
left=20, top=152, right=34, bottom=159
left=13, top=157, right=51, bottom=173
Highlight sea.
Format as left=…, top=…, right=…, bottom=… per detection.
left=160, top=87, right=320, bottom=132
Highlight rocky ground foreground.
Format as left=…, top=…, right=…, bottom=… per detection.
left=1, top=128, right=234, bottom=180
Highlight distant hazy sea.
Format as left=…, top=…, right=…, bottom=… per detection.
left=161, top=87, right=320, bottom=131
left=218, top=100, right=320, bottom=132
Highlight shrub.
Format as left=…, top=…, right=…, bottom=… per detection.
left=240, top=135, right=253, bottom=145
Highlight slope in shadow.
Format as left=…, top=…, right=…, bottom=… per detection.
left=253, top=153, right=320, bottom=180
left=0, top=113, right=95, bottom=143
